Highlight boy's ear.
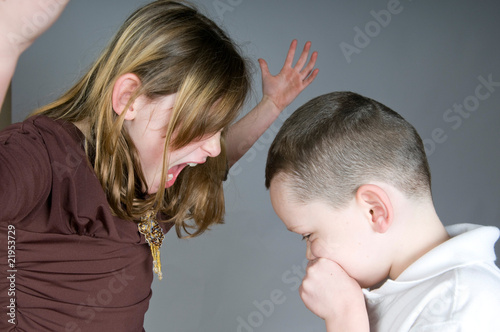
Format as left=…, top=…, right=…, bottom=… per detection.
left=112, top=73, right=141, bottom=120
left=356, top=184, right=393, bottom=234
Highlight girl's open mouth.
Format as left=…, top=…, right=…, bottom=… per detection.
left=165, top=162, right=200, bottom=188
left=165, top=164, right=186, bottom=188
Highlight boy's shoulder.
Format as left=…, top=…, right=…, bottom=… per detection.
left=454, top=248, right=500, bottom=282
left=453, top=259, right=500, bottom=298
left=365, top=224, right=500, bottom=331
left=441, top=261, right=500, bottom=330
left=364, top=253, right=500, bottom=331
left=405, top=263, right=500, bottom=331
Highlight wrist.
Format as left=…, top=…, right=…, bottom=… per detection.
left=325, top=293, right=369, bottom=332
left=324, top=307, right=369, bottom=332
left=0, top=54, right=18, bottom=107
left=0, top=54, right=18, bottom=82
left=325, top=318, right=369, bottom=332
left=0, top=31, right=25, bottom=61
left=0, top=52, right=18, bottom=74
left=259, top=95, right=282, bottom=119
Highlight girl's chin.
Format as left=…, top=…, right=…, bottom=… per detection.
left=146, top=180, right=173, bottom=194
left=147, top=184, right=160, bottom=194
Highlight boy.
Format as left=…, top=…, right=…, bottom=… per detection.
left=265, top=91, right=500, bottom=331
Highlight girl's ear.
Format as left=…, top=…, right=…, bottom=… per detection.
left=356, top=184, right=393, bottom=234
left=112, top=73, right=141, bottom=120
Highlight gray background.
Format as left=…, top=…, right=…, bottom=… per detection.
left=11, top=0, right=500, bottom=331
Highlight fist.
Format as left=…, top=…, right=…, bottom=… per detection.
left=299, top=258, right=365, bottom=321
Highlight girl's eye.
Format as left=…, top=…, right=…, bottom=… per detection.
left=302, top=234, right=311, bottom=241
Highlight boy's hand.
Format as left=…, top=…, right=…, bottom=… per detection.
left=258, top=39, right=319, bottom=114
left=300, top=258, right=369, bottom=332
left=0, top=0, right=70, bottom=57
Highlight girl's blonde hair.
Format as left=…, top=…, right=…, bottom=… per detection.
left=33, top=0, right=250, bottom=237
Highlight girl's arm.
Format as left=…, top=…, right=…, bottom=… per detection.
left=0, top=55, right=16, bottom=111
left=0, top=0, right=70, bottom=109
left=226, top=40, right=318, bottom=167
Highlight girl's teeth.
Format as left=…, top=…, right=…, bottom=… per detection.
left=187, top=163, right=197, bottom=167
left=167, top=174, right=174, bottom=181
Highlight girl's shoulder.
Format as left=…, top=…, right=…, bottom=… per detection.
left=1, top=115, right=84, bottom=149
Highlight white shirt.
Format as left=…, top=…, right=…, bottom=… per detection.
left=363, top=224, right=500, bottom=332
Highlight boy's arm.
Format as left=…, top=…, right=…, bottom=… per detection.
left=226, top=40, right=318, bottom=167
left=0, top=0, right=70, bottom=109
left=300, top=258, right=370, bottom=332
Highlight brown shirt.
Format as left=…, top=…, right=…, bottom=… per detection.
left=0, top=115, right=170, bottom=331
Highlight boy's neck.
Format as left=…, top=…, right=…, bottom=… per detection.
left=388, top=199, right=450, bottom=280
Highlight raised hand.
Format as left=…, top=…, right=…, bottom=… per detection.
left=258, top=39, right=319, bottom=113
left=226, top=39, right=318, bottom=166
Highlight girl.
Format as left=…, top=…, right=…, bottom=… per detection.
left=0, top=1, right=318, bottom=331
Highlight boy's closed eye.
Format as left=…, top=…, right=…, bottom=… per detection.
left=302, top=234, right=311, bottom=241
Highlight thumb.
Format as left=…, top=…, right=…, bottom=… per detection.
left=258, top=58, right=270, bottom=78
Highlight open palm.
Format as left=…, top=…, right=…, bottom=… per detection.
left=259, top=39, right=319, bottom=112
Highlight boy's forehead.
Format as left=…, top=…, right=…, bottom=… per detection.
left=269, top=178, right=315, bottom=223
left=269, top=177, right=298, bottom=219
left=269, top=177, right=293, bottom=202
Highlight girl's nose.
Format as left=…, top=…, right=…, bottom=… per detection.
left=201, top=131, right=221, bottom=157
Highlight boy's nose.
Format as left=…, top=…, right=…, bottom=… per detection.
left=201, top=132, right=221, bottom=157
left=306, top=241, right=316, bottom=261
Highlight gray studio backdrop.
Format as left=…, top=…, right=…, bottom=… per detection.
left=11, top=0, right=500, bottom=331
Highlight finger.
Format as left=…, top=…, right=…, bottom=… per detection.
left=294, top=41, right=312, bottom=70
left=283, top=39, right=298, bottom=68
left=258, top=58, right=270, bottom=78
left=303, top=68, right=319, bottom=86
left=300, top=50, right=318, bottom=77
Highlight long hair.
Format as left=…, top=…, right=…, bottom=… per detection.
left=33, top=0, right=250, bottom=237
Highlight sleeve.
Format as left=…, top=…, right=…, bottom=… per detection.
left=0, top=123, right=52, bottom=224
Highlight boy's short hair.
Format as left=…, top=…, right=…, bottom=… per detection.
left=265, top=91, right=432, bottom=208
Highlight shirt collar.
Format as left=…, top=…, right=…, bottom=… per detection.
left=365, top=223, right=499, bottom=296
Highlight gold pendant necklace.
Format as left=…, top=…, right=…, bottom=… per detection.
left=138, top=211, right=165, bottom=280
